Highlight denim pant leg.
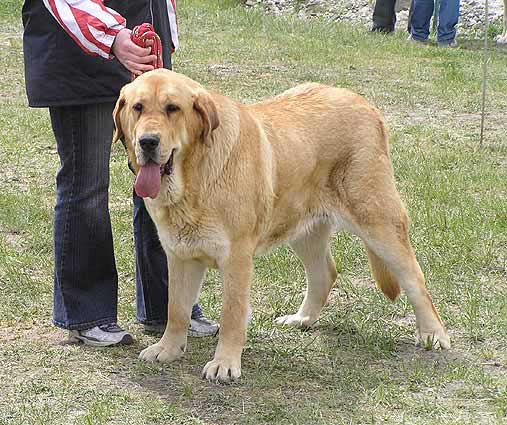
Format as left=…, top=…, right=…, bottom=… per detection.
left=133, top=193, right=204, bottom=324
left=437, top=0, right=460, bottom=43
left=410, top=0, right=434, bottom=41
left=133, top=192, right=168, bottom=325
left=50, top=103, right=118, bottom=330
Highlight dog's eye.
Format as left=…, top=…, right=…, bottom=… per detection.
left=166, top=104, right=179, bottom=114
left=133, top=103, right=143, bottom=113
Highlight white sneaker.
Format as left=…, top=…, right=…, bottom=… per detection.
left=69, top=323, right=134, bottom=347
left=188, top=316, right=220, bottom=337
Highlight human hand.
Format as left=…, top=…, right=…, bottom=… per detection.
left=111, top=28, right=157, bottom=76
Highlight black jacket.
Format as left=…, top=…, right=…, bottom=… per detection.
left=22, top=0, right=173, bottom=107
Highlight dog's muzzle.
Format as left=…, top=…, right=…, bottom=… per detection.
left=138, top=134, right=160, bottom=152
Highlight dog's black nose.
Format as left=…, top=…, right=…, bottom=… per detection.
left=138, top=135, right=160, bottom=150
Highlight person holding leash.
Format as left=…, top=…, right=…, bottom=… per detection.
left=22, top=0, right=218, bottom=346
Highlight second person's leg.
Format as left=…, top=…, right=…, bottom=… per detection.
left=133, top=193, right=219, bottom=337
left=372, top=0, right=397, bottom=32
left=409, top=0, right=435, bottom=42
left=436, top=0, right=460, bottom=45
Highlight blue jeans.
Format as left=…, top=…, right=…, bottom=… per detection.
left=50, top=103, right=201, bottom=330
left=410, top=0, right=460, bottom=43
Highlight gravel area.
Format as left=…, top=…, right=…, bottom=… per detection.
left=244, top=0, right=504, bottom=36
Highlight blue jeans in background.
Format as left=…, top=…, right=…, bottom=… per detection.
left=50, top=103, right=201, bottom=330
left=410, top=0, right=460, bottom=43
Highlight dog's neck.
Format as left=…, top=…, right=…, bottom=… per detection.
left=183, top=99, right=243, bottom=199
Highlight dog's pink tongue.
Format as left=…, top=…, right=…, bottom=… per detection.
left=135, top=162, right=161, bottom=199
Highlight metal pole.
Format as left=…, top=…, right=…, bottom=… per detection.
left=480, top=0, right=489, bottom=147
left=432, top=0, right=440, bottom=34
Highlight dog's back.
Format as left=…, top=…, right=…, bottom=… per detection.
left=247, top=82, right=389, bottom=180
left=246, top=84, right=393, bottom=249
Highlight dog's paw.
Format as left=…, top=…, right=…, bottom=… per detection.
left=495, top=34, right=507, bottom=44
left=202, top=357, right=241, bottom=384
left=138, top=342, right=185, bottom=363
left=416, top=328, right=451, bottom=350
left=274, top=313, right=316, bottom=329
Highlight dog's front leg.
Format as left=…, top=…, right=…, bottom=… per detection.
left=139, top=256, right=207, bottom=363
left=202, top=252, right=253, bottom=384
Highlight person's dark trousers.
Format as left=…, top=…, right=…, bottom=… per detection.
left=372, top=0, right=397, bottom=32
left=50, top=103, right=118, bottom=330
left=133, top=192, right=203, bottom=325
left=133, top=192, right=166, bottom=325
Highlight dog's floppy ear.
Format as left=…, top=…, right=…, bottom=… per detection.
left=193, top=90, right=219, bottom=145
left=112, top=89, right=126, bottom=144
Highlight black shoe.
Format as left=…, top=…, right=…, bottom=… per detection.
left=370, top=25, right=394, bottom=33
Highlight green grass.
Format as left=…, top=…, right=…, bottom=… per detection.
left=1, top=1, right=506, bottom=424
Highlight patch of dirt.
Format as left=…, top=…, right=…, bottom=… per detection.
left=0, top=321, right=66, bottom=346
left=0, top=34, right=22, bottom=48
left=1, top=166, right=31, bottom=193
left=1, top=230, right=24, bottom=249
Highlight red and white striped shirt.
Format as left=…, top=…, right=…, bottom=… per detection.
left=43, top=0, right=178, bottom=59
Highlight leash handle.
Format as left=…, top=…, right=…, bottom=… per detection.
left=130, top=23, right=163, bottom=80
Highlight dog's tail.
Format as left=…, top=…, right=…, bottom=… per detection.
left=364, top=246, right=400, bottom=301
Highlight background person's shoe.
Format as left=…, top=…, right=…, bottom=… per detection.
left=69, top=323, right=134, bottom=347
left=438, top=39, right=458, bottom=48
left=188, top=315, right=219, bottom=337
left=370, top=25, right=394, bottom=33
left=407, top=35, right=429, bottom=47
left=143, top=323, right=166, bottom=335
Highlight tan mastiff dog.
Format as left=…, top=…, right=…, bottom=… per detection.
left=113, top=69, right=450, bottom=383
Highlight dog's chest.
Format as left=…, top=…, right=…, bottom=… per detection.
left=147, top=203, right=229, bottom=267
left=159, top=226, right=228, bottom=268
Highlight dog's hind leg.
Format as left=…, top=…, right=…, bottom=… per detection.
left=275, top=221, right=338, bottom=328
left=347, top=203, right=450, bottom=349
left=363, top=230, right=449, bottom=349
left=332, top=126, right=449, bottom=349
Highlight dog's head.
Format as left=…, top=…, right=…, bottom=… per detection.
left=113, top=69, right=219, bottom=199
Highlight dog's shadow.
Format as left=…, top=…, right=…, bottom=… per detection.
left=125, top=323, right=462, bottom=424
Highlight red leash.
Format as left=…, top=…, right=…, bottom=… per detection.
left=130, top=23, right=163, bottom=80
